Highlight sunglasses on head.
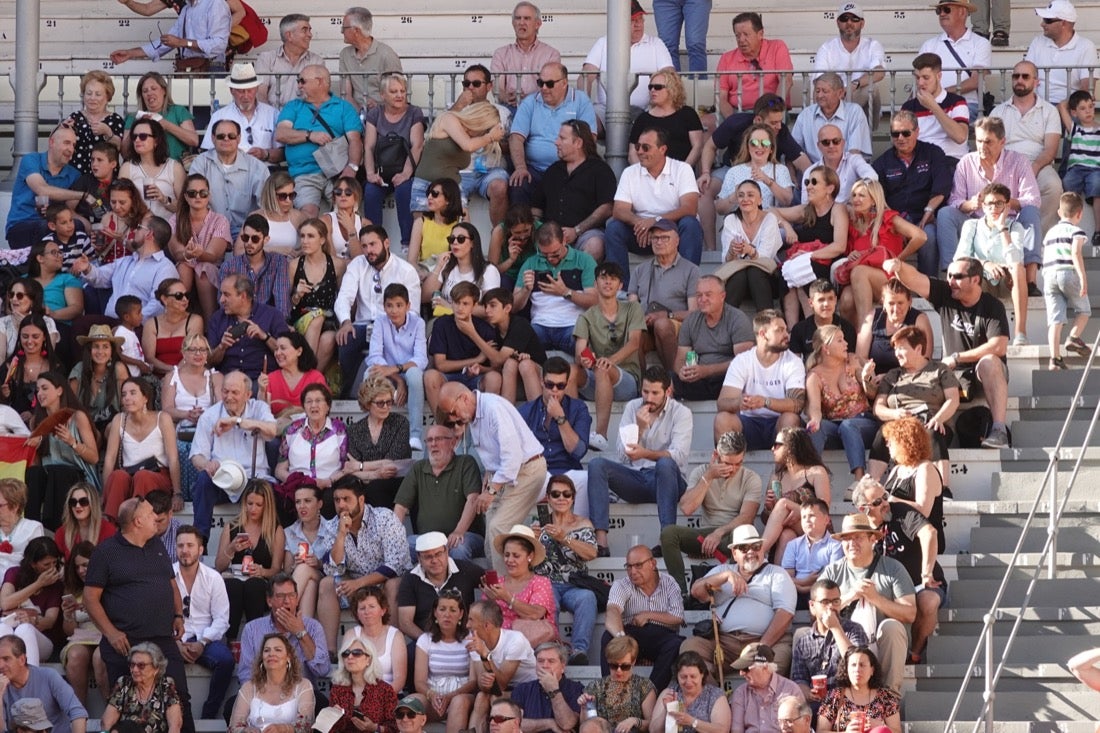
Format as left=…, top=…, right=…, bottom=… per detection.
left=68, top=496, right=90, bottom=508
left=276, top=191, right=297, bottom=201
left=240, top=233, right=264, bottom=244
left=462, top=79, right=486, bottom=88
left=890, top=129, right=914, bottom=138
left=446, top=234, right=470, bottom=244
left=214, top=133, right=239, bottom=141
left=648, top=83, right=667, bottom=91
left=547, top=490, right=574, bottom=499
left=536, top=78, right=564, bottom=89
left=132, top=132, right=154, bottom=142
left=185, top=189, right=210, bottom=199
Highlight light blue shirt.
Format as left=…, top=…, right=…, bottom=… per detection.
left=81, top=249, right=180, bottom=318
left=781, top=532, right=844, bottom=578
left=285, top=516, right=339, bottom=566
left=141, top=0, right=231, bottom=63
left=367, top=310, right=428, bottom=370
left=511, top=87, right=597, bottom=173
left=790, top=101, right=874, bottom=163
left=468, top=391, right=544, bottom=485
left=189, top=150, right=270, bottom=238
left=189, top=399, right=277, bottom=479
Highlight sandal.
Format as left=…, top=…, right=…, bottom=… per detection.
left=1049, top=357, right=1068, bottom=371
left=991, top=30, right=1009, bottom=47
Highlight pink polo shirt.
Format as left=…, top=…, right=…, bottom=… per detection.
left=717, top=38, right=793, bottom=111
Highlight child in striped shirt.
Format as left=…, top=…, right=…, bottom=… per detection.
left=1042, top=192, right=1091, bottom=371
left=1062, top=91, right=1100, bottom=246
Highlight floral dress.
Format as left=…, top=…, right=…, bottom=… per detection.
left=666, top=682, right=726, bottom=733
left=536, top=525, right=597, bottom=583
left=107, top=675, right=181, bottom=733
left=819, top=686, right=901, bottom=731
left=584, top=675, right=655, bottom=728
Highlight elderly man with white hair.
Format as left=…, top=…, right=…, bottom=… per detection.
left=728, top=643, right=804, bottom=733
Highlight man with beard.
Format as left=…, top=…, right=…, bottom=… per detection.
left=851, top=476, right=946, bottom=666
left=201, top=62, right=283, bottom=164
left=586, top=366, right=692, bottom=554
left=714, top=309, right=805, bottom=449
left=219, top=215, right=291, bottom=318
left=173, top=525, right=233, bottom=719
left=70, top=216, right=180, bottom=318
left=680, top=525, right=796, bottom=676
left=335, top=224, right=422, bottom=397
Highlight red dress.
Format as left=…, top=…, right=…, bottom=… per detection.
left=54, top=519, right=117, bottom=560
left=834, top=209, right=905, bottom=285
left=327, top=681, right=397, bottom=733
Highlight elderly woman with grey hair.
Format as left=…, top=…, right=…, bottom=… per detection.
left=328, top=635, right=398, bottom=733
left=101, top=642, right=183, bottom=733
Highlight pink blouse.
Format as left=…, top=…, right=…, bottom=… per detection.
left=497, top=574, right=558, bottom=637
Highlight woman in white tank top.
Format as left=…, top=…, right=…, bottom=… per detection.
left=252, top=171, right=307, bottom=258
left=228, top=633, right=316, bottom=733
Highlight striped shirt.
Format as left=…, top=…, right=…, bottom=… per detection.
left=1067, top=123, right=1100, bottom=170
left=902, top=91, right=970, bottom=160
left=417, top=634, right=472, bottom=680
left=608, top=573, right=685, bottom=630
left=1042, top=220, right=1087, bottom=271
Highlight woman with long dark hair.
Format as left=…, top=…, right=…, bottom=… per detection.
left=69, top=325, right=130, bottom=435
left=97, top=178, right=152, bottom=266
left=411, top=590, right=476, bottom=733
left=119, top=118, right=184, bottom=221
left=423, top=222, right=499, bottom=317
left=407, top=178, right=463, bottom=276
left=28, top=241, right=84, bottom=326
left=60, top=540, right=109, bottom=706
left=0, top=536, right=64, bottom=665
left=142, top=278, right=205, bottom=378
left=0, top=315, right=64, bottom=422
left=759, top=427, right=831, bottom=560
left=0, top=280, right=60, bottom=365
left=257, top=332, right=327, bottom=421
left=816, top=646, right=900, bottom=733
left=487, top=203, right=538, bottom=290
left=168, top=173, right=231, bottom=319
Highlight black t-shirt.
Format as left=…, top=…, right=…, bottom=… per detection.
left=84, top=533, right=176, bottom=638
left=629, top=107, right=704, bottom=163
left=789, top=314, right=856, bottom=358
left=397, top=561, right=485, bottom=633
left=925, top=278, right=1008, bottom=361
left=875, top=510, right=947, bottom=589
left=531, top=157, right=618, bottom=228
left=711, top=111, right=804, bottom=167
left=428, top=315, right=498, bottom=366
left=497, top=315, right=548, bottom=364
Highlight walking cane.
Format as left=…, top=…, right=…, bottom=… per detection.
left=709, top=588, right=724, bottom=688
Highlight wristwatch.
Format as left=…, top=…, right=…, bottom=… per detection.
left=295, top=629, right=307, bottom=640
left=554, top=415, right=567, bottom=425
left=348, top=164, right=360, bottom=172
left=764, top=397, right=772, bottom=409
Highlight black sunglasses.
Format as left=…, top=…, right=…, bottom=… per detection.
left=890, top=129, right=914, bottom=138
left=165, top=292, right=188, bottom=300
left=858, top=496, right=887, bottom=510
left=462, top=79, right=486, bottom=88
left=240, top=233, right=264, bottom=244
left=536, top=78, right=564, bottom=89
left=648, top=83, right=666, bottom=91
left=446, top=234, right=471, bottom=245
left=837, top=13, right=861, bottom=22
left=132, top=132, right=154, bottom=142
left=214, top=133, right=239, bottom=141
left=543, top=379, right=567, bottom=390
left=185, top=189, right=210, bottom=198
left=68, top=496, right=90, bottom=508
left=608, top=662, right=633, bottom=671
left=341, top=649, right=369, bottom=659
left=182, top=594, right=191, bottom=618
left=547, top=490, right=574, bottom=499
left=395, top=711, right=420, bottom=720
left=276, top=191, right=297, bottom=201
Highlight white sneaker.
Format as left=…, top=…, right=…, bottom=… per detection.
left=588, top=432, right=609, bottom=452
left=409, top=437, right=424, bottom=452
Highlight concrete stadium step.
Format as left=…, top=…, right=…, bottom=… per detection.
left=947, top=577, right=1100, bottom=608
left=992, top=470, right=1100, bottom=501
left=900, top=690, right=1100, bottom=721
left=969, top=526, right=1100, bottom=555
left=1009, top=420, right=1100, bottom=449
left=903, top=724, right=1095, bottom=733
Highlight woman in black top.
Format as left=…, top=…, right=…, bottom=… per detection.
left=340, top=377, right=412, bottom=510
left=628, top=68, right=703, bottom=168
left=289, top=218, right=346, bottom=377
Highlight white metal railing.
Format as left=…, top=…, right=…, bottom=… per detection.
left=941, top=326, right=1100, bottom=733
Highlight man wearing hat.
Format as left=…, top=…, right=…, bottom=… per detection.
left=1024, top=0, right=1097, bottom=104
left=917, top=0, right=992, bottom=121
left=396, top=530, right=486, bottom=641
left=681, top=525, right=797, bottom=676
left=201, top=62, right=283, bottom=163
left=0, top=637, right=86, bottom=733
left=580, top=1, right=674, bottom=131
left=813, top=3, right=885, bottom=126
left=728, top=643, right=804, bottom=733
left=821, top=513, right=916, bottom=695
left=604, top=128, right=703, bottom=287
left=190, top=118, right=270, bottom=240
left=394, top=696, right=428, bottom=733
left=9, top=699, right=53, bottom=733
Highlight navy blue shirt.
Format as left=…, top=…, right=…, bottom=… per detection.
left=872, top=140, right=954, bottom=223
left=84, top=532, right=175, bottom=638
left=428, top=315, right=497, bottom=366
left=207, top=301, right=289, bottom=379
left=510, top=677, right=585, bottom=730
left=517, top=394, right=592, bottom=473
left=712, top=112, right=804, bottom=168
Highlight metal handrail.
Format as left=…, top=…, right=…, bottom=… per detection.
left=942, top=327, right=1100, bottom=733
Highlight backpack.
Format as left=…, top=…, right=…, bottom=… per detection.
left=374, top=132, right=410, bottom=185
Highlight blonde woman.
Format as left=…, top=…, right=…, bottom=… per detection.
left=229, top=633, right=315, bottom=733
left=718, top=123, right=795, bottom=210
left=64, top=70, right=125, bottom=174
left=161, top=333, right=222, bottom=433
left=289, top=218, right=346, bottom=375
left=629, top=68, right=704, bottom=168
left=54, top=482, right=115, bottom=560
left=411, top=101, right=504, bottom=211
left=364, top=72, right=425, bottom=248
left=250, top=172, right=307, bottom=257
left=323, top=176, right=369, bottom=260
left=328, top=634, right=398, bottom=733
left=214, top=480, right=286, bottom=638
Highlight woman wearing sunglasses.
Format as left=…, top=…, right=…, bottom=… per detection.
left=228, top=632, right=314, bottom=733
left=323, top=176, right=368, bottom=260
left=328, top=635, right=398, bottom=733
left=0, top=280, right=60, bottom=366
left=719, top=124, right=795, bottom=213
left=578, top=635, right=656, bottom=733
left=119, top=118, right=184, bottom=221
left=628, top=68, right=703, bottom=168
left=142, top=279, right=205, bottom=378
left=341, top=376, right=411, bottom=510
left=758, top=427, right=831, bottom=561
left=289, top=219, right=347, bottom=377
left=411, top=101, right=503, bottom=216
left=407, top=178, right=463, bottom=278
left=422, top=223, right=499, bottom=317
left=250, top=172, right=307, bottom=258
left=54, top=482, right=114, bottom=560
left=168, top=173, right=230, bottom=320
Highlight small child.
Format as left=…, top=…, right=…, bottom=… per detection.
left=366, top=283, right=428, bottom=450
left=114, top=295, right=152, bottom=377
left=1042, top=192, right=1091, bottom=370
left=42, top=204, right=94, bottom=273
left=1062, top=90, right=1100, bottom=246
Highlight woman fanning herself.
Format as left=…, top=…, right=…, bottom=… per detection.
left=836, top=178, right=925, bottom=326
left=289, top=218, right=346, bottom=375
left=168, top=173, right=230, bottom=319
left=101, top=378, right=181, bottom=520
left=758, top=427, right=830, bottom=561
left=804, top=326, right=877, bottom=480
left=142, top=279, right=205, bottom=378
left=323, top=176, right=369, bottom=260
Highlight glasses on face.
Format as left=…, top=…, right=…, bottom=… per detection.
left=946, top=271, right=972, bottom=281
left=428, top=189, right=444, bottom=199
left=462, top=79, right=486, bottom=88
left=543, top=379, right=567, bottom=391
left=1040, top=17, right=1061, bottom=24
left=185, top=189, right=210, bottom=199
left=890, top=129, right=914, bottom=138
left=624, top=558, right=653, bottom=570
left=215, top=133, right=239, bottom=141
left=132, top=132, right=154, bottom=142
left=490, top=716, right=517, bottom=724
left=341, top=649, right=369, bottom=659
left=934, top=5, right=953, bottom=15
left=394, top=711, right=419, bottom=720
left=983, top=199, right=1008, bottom=210
left=819, top=137, right=842, bottom=147
left=1012, top=73, right=1033, bottom=80
left=634, top=142, right=654, bottom=152
left=333, top=188, right=355, bottom=197
left=547, top=490, right=574, bottom=500
left=68, top=496, right=90, bottom=509
left=276, top=191, right=297, bottom=202
left=296, top=77, right=309, bottom=85
left=837, top=13, right=861, bottom=22
left=536, top=77, right=565, bottom=89
left=857, top=496, right=887, bottom=510
left=10, top=293, right=27, bottom=301
left=446, top=234, right=471, bottom=245
left=129, top=661, right=150, bottom=671
left=184, top=347, right=207, bottom=353
left=734, top=542, right=763, bottom=553
left=608, top=662, right=634, bottom=671
left=813, top=596, right=842, bottom=606
left=372, top=399, right=394, bottom=408
left=748, top=138, right=773, bottom=148
left=807, top=177, right=821, bottom=187
left=648, top=83, right=667, bottom=91
left=43, top=249, right=62, bottom=257
left=240, top=233, right=264, bottom=244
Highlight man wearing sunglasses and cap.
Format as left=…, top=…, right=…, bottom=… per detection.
left=820, top=513, right=916, bottom=695
left=393, top=696, right=428, bottom=733
left=813, top=3, right=886, bottom=126
left=1024, top=0, right=1097, bottom=104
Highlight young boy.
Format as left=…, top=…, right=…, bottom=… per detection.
left=72, top=141, right=119, bottom=234
left=366, top=283, right=427, bottom=449
left=451, top=288, right=547, bottom=403
left=789, top=279, right=857, bottom=359
left=113, top=295, right=152, bottom=377
left=1042, top=192, right=1092, bottom=371
left=1062, top=90, right=1100, bottom=247
left=423, top=282, right=500, bottom=410
left=42, top=204, right=94, bottom=273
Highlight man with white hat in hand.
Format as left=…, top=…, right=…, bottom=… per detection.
left=1024, top=0, right=1097, bottom=104
left=680, top=525, right=797, bottom=677
left=820, top=513, right=916, bottom=695
left=812, top=3, right=886, bottom=128
left=201, top=62, right=284, bottom=164
left=189, top=370, right=277, bottom=543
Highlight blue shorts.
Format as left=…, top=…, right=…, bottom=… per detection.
left=578, top=367, right=639, bottom=402
left=444, top=370, right=482, bottom=390
left=740, top=414, right=782, bottom=451
left=1063, top=166, right=1100, bottom=200
left=460, top=167, right=510, bottom=200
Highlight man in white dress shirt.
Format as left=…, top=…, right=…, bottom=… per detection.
left=200, top=62, right=283, bottom=165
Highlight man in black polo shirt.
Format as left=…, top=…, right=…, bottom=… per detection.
left=531, top=118, right=616, bottom=263
left=84, top=497, right=193, bottom=733
left=873, top=110, right=953, bottom=276
left=395, top=532, right=484, bottom=641
left=697, top=94, right=812, bottom=251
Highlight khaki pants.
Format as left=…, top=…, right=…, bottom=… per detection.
left=486, top=455, right=547, bottom=572
left=680, top=629, right=793, bottom=677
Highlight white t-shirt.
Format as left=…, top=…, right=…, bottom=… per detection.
left=468, top=628, right=537, bottom=685
left=584, top=34, right=674, bottom=110
left=614, top=158, right=699, bottom=219
left=918, top=30, right=993, bottom=108
left=813, top=36, right=886, bottom=86
left=722, top=348, right=806, bottom=418
left=1024, top=32, right=1099, bottom=104
left=115, top=324, right=144, bottom=377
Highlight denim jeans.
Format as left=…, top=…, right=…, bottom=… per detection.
left=532, top=323, right=577, bottom=353
left=196, top=640, right=237, bottom=719
left=587, top=456, right=687, bottom=531
left=363, top=179, right=414, bottom=246
left=652, top=0, right=713, bottom=72
left=604, top=218, right=704, bottom=288
left=192, top=471, right=229, bottom=539
left=916, top=222, right=940, bottom=277
left=403, top=366, right=425, bottom=441
left=338, top=324, right=371, bottom=398
left=552, top=580, right=596, bottom=656
left=809, top=412, right=879, bottom=475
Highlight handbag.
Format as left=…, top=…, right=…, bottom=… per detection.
left=117, top=414, right=163, bottom=475
left=375, top=132, right=411, bottom=184
left=173, top=57, right=210, bottom=73
left=512, top=618, right=556, bottom=647
left=568, top=571, right=611, bottom=612
left=310, top=110, right=351, bottom=178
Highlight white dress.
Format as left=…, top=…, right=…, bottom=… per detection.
left=265, top=218, right=300, bottom=257
left=122, top=159, right=183, bottom=220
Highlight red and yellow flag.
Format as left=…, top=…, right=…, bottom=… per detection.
left=0, top=437, right=38, bottom=481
